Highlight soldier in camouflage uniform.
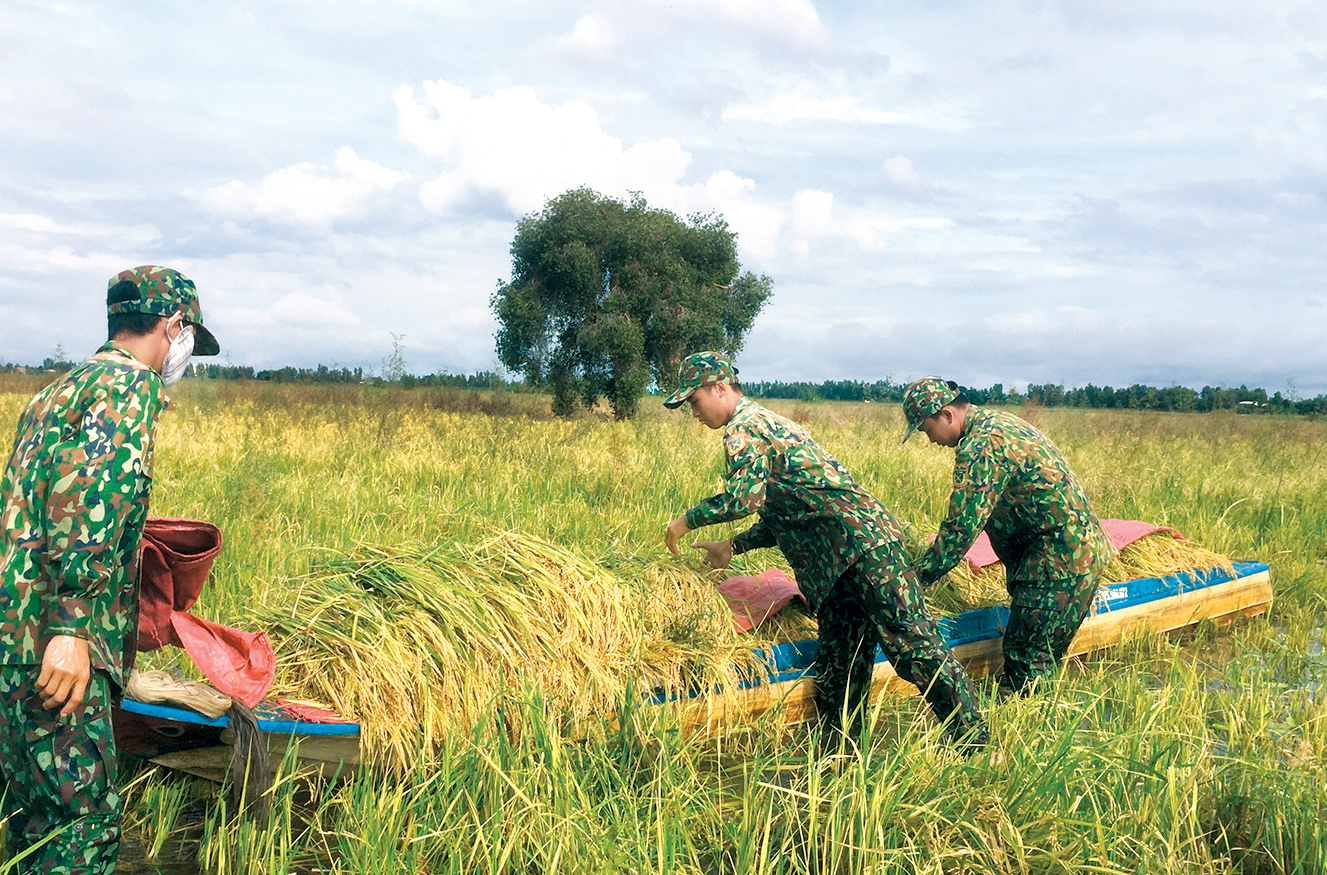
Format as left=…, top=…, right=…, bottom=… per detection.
left=903, top=377, right=1113, bottom=694
left=664, top=353, right=985, bottom=748
left=1, top=267, right=219, bottom=874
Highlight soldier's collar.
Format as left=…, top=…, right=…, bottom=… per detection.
left=99, top=340, right=150, bottom=366
left=92, top=342, right=160, bottom=381
left=729, top=395, right=757, bottom=422
left=958, top=406, right=982, bottom=440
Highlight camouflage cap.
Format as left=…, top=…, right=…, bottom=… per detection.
left=902, top=376, right=959, bottom=443
left=663, top=351, right=738, bottom=408
left=107, top=266, right=220, bottom=356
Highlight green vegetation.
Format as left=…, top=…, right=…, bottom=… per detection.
left=1, top=377, right=1325, bottom=873
left=491, top=188, right=773, bottom=419
left=744, top=378, right=1327, bottom=415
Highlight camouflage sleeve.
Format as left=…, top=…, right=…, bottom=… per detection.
left=44, top=370, right=161, bottom=638
left=684, top=428, right=771, bottom=530
left=730, top=517, right=776, bottom=554
left=915, top=446, right=1006, bottom=585
left=7, top=403, right=36, bottom=468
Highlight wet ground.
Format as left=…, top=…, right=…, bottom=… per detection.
left=116, top=833, right=203, bottom=874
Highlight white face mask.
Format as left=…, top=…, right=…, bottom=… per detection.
left=162, top=318, right=195, bottom=386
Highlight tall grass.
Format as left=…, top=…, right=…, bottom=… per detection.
left=1, top=380, right=1325, bottom=872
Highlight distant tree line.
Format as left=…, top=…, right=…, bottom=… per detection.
left=742, top=379, right=910, bottom=403
left=4, top=357, right=1324, bottom=415
left=186, top=362, right=513, bottom=391
left=744, top=379, right=1327, bottom=415
left=191, top=363, right=363, bottom=383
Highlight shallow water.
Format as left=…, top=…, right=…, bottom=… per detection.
left=116, top=833, right=202, bottom=874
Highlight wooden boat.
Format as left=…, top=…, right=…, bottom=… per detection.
left=114, top=561, right=1271, bottom=777
left=665, top=560, right=1272, bottom=734
left=112, top=698, right=360, bottom=782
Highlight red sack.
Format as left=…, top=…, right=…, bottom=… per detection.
left=959, top=518, right=1186, bottom=571
left=138, top=518, right=274, bottom=707
left=717, top=568, right=806, bottom=632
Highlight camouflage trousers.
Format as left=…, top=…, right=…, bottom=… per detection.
left=814, top=544, right=985, bottom=744
left=1001, top=572, right=1101, bottom=693
left=0, top=666, right=121, bottom=875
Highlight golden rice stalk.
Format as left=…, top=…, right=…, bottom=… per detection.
left=632, top=562, right=754, bottom=694
left=255, top=532, right=781, bottom=768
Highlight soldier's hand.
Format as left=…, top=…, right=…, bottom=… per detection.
left=691, top=540, right=734, bottom=572
left=37, top=634, right=91, bottom=717
left=665, top=517, right=691, bottom=556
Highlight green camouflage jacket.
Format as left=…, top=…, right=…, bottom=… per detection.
left=1, top=343, right=166, bottom=685
left=915, top=407, right=1112, bottom=585
left=685, top=396, right=905, bottom=604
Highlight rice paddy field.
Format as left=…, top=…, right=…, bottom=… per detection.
left=3, top=376, right=1327, bottom=874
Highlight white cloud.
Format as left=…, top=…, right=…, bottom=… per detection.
left=395, top=81, right=786, bottom=258
left=783, top=192, right=957, bottom=255
left=0, top=212, right=160, bottom=244
left=554, top=14, right=613, bottom=54
left=645, top=0, right=827, bottom=47
left=0, top=213, right=68, bottom=234
left=789, top=189, right=833, bottom=256
left=0, top=213, right=162, bottom=277
left=692, top=171, right=785, bottom=261
left=270, top=292, right=362, bottom=328
left=724, top=94, right=916, bottom=126
left=201, top=147, right=408, bottom=225
left=398, top=81, right=691, bottom=216
left=0, top=244, right=126, bottom=276
left=882, top=155, right=923, bottom=191
left=218, top=292, right=360, bottom=332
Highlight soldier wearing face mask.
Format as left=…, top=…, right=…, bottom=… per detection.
left=0, top=266, right=219, bottom=874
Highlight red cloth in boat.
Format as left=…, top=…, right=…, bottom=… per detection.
left=276, top=699, right=355, bottom=724
left=137, top=518, right=274, bottom=707
left=960, top=518, right=1185, bottom=571
left=717, top=568, right=805, bottom=632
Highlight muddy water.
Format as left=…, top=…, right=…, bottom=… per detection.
left=116, top=833, right=203, bottom=874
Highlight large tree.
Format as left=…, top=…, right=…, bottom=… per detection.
left=492, top=188, right=773, bottom=419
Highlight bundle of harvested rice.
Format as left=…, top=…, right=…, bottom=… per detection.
left=925, top=530, right=1237, bottom=616
left=256, top=532, right=775, bottom=767
left=632, top=561, right=820, bottom=686
left=632, top=561, right=759, bottom=692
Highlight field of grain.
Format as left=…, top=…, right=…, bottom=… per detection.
left=2, top=377, right=1326, bottom=874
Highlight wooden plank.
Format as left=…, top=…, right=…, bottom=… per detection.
left=1067, top=569, right=1271, bottom=655
left=669, top=567, right=1271, bottom=734
left=149, top=732, right=361, bottom=783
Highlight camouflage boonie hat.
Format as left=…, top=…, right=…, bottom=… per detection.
left=902, top=376, right=959, bottom=443
left=664, top=351, right=738, bottom=408
left=107, top=265, right=220, bottom=356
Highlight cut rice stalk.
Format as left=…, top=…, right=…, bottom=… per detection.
left=255, top=532, right=763, bottom=768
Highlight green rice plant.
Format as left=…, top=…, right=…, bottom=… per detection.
left=117, top=765, right=204, bottom=864
left=5, top=382, right=1327, bottom=872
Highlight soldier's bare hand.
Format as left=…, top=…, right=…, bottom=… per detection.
left=691, top=540, right=733, bottom=572
left=37, top=635, right=90, bottom=717
left=665, top=517, right=691, bottom=556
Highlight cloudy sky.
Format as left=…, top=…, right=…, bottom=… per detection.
left=2, top=1, right=1324, bottom=394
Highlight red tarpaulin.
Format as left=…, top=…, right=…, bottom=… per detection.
left=959, top=518, right=1184, bottom=570
left=137, top=518, right=273, bottom=708
left=716, top=568, right=806, bottom=633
